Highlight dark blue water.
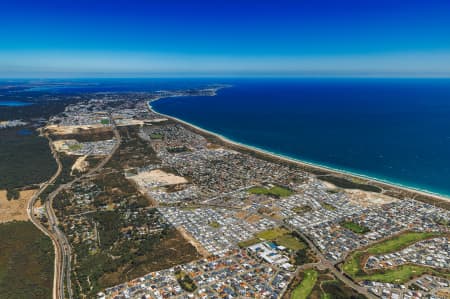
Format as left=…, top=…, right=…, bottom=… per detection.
left=0, top=100, right=33, bottom=107
left=152, top=78, right=450, bottom=197
left=17, top=129, right=33, bottom=136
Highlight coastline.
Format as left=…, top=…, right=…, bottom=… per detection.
left=146, top=98, right=450, bottom=205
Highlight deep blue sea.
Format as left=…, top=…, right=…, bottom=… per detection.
left=0, top=100, right=33, bottom=107
left=151, top=78, right=450, bottom=197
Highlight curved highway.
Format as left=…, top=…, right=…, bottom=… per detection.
left=27, top=119, right=121, bottom=299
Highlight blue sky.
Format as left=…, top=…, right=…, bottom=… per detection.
left=1, top=0, right=450, bottom=77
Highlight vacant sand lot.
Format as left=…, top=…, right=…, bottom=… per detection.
left=71, top=155, right=89, bottom=174
left=45, top=124, right=112, bottom=136
left=346, top=189, right=398, bottom=207
left=177, top=226, right=209, bottom=257
left=130, top=169, right=188, bottom=187
left=0, top=189, right=37, bottom=223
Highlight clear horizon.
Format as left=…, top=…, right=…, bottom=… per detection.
left=2, top=0, right=450, bottom=78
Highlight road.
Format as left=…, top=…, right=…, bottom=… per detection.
left=283, top=223, right=377, bottom=299
left=196, top=200, right=376, bottom=298
left=27, top=120, right=121, bottom=299
left=27, top=132, right=63, bottom=299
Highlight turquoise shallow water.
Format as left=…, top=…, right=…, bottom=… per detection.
left=151, top=78, right=450, bottom=197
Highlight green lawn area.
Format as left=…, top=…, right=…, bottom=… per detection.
left=248, top=185, right=293, bottom=197
left=360, top=265, right=447, bottom=284
left=150, top=133, right=164, bottom=139
left=340, top=221, right=370, bottom=234
left=276, top=234, right=307, bottom=251
left=208, top=221, right=221, bottom=228
left=343, top=231, right=446, bottom=283
left=68, top=143, right=83, bottom=151
left=367, top=232, right=439, bottom=255
left=320, top=202, right=336, bottom=211
left=238, top=238, right=261, bottom=248
left=291, top=269, right=318, bottom=299
left=256, top=227, right=289, bottom=240
left=100, top=119, right=110, bottom=125
left=342, top=251, right=365, bottom=277
left=239, top=227, right=307, bottom=251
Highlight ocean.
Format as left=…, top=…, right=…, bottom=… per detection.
left=0, top=100, right=33, bottom=107
left=151, top=78, right=450, bottom=197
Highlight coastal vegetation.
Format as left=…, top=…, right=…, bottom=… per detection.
left=0, top=221, right=54, bottom=299
left=318, top=175, right=382, bottom=193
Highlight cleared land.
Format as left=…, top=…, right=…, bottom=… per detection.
left=346, top=189, right=398, bottom=207
left=0, top=189, right=37, bottom=223
left=0, top=221, right=54, bottom=299
left=130, top=169, right=188, bottom=187
left=343, top=231, right=448, bottom=283
left=45, top=124, right=111, bottom=136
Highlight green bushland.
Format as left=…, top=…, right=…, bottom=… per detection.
left=0, top=221, right=54, bottom=299
left=291, top=269, right=318, bottom=299
left=343, top=231, right=446, bottom=283
left=0, top=129, right=56, bottom=191
left=175, top=271, right=197, bottom=292
left=321, top=280, right=367, bottom=299
left=340, top=221, right=370, bottom=234
left=248, top=185, right=293, bottom=197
